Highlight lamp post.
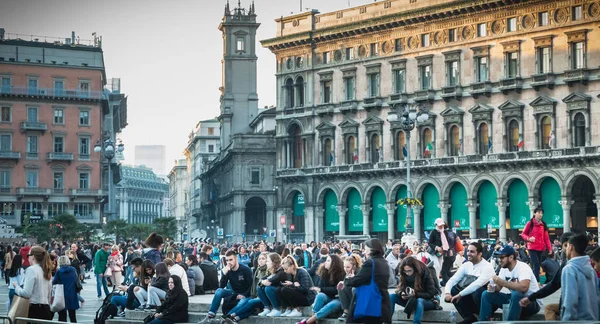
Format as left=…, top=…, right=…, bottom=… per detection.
left=387, top=104, right=428, bottom=240
left=94, top=139, right=124, bottom=222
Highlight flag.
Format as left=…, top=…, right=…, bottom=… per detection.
left=353, top=149, right=358, bottom=163
left=517, top=136, right=524, bottom=149
left=402, top=145, right=408, bottom=158
left=487, top=137, right=492, bottom=153
left=424, top=142, right=433, bottom=157
left=548, top=131, right=555, bottom=148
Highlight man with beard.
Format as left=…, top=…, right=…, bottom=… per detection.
left=479, top=245, right=541, bottom=321
left=444, top=242, right=495, bottom=324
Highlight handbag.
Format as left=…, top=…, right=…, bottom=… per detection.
left=75, top=277, right=83, bottom=292
left=105, top=267, right=113, bottom=277
left=8, top=295, right=29, bottom=322
left=456, top=274, right=478, bottom=291
left=353, top=259, right=382, bottom=319
left=143, top=313, right=155, bottom=324
left=50, top=283, right=66, bottom=312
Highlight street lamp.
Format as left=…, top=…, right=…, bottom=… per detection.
left=387, top=104, right=428, bottom=238
left=94, top=138, right=125, bottom=221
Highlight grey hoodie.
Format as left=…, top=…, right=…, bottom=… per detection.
left=561, top=255, right=599, bottom=321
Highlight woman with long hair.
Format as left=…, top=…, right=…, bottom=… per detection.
left=4, top=245, right=14, bottom=285
left=54, top=255, right=80, bottom=322
left=107, top=245, right=124, bottom=292
left=7, top=254, right=23, bottom=307
left=521, top=207, right=553, bottom=283
left=134, top=260, right=156, bottom=309
left=146, top=262, right=170, bottom=309
left=257, top=253, right=289, bottom=317
left=147, top=275, right=189, bottom=324
left=337, top=254, right=362, bottom=321
left=297, top=254, right=346, bottom=324
left=143, top=232, right=164, bottom=265
left=65, top=249, right=81, bottom=282
left=14, top=246, right=53, bottom=320
left=274, top=255, right=316, bottom=317
left=342, top=238, right=392, bottom=324
left=389, top=257, right=438, bottom=324
left=186, top=254, right=204, bottom=295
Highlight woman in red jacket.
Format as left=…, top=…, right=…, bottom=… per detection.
left=520, top=207, right=552, bottom=283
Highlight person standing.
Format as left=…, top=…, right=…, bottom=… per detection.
left=14, top=246, right=53, bottom=320
left=428, top=218, right=456, bottom=284
left=107, top=245, right=124, bottom=292
left=560, top=233, right=599, bottom=320
left=94, top=243, right=111, bottom=300
left=4, top=245, right=14, bottom=285
left=19, top=242, right=31, bottom=269
left=54, top=256, right=81, bottom=322
left=520, top=207, right=552, bottom=282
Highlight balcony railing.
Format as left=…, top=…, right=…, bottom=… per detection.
left=277, top=146, right=600, bottom=177
left=20, top=121, right=47, bottom=132
left=71, top=189, right=104, bottom=196
left=0, top=187, right=12, bottom=194
left=46, top=152, right=74, bottom=162
left=0, top=151, right=21, bottom=160
left=17, top=187, right=51, bottom=196
left=0, top=86, right=104, bottom=100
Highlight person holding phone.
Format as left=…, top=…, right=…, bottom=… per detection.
left=336, top=254, right=362, bottom=321
left=390, top=257, right=439, bottom=324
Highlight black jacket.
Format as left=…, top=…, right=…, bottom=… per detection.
left=200, top=261, right=219, bottom=291
left=156, top=289, right=188, bottom=322
left=317, top=271, right=343, bottom=299
left=528, top=262, right=565, bottom=305
left=308, top=256, right=326, bottom=284
left=345, top=256, right=392, bottom=324
left=397, top=265, right=438, bottom=301
left=428, top=229, right=456, bottom=255
left=152, top=276, right=170, bottom=292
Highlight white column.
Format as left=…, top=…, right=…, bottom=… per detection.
left=387, top=202, right=396, bottom=241
left=361, top=204, right=371, bottom=236
left=559, top=199, right=572, bottom=233
left=314, top=206, right=324, bottom=243
left=304, top=206, right=314, bottom=243
left=467, top=200, right=478, bottom=239
left=595, top=197, right=600, bottom=240
left=413, top=206, right=422, bottom=242
left=337, top=205, right=347, bottom=236
left=496, top=200, right=508, bottom=242
left=438, top=201, right=450, bottom=224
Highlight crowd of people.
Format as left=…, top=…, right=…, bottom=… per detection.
left=1, top=208, right=599, bottom=324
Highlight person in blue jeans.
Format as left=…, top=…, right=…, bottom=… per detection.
left=256, top=253, right=289, bottom=316
left=199, top=250, right=253, bottom=323
left=390, top=257, right=439, bottom=324
left=93, top=243, right=111, bottom=300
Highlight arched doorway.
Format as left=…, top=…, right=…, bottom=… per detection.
left=477, top=180, right=499, bottom=238
left=323, top=190, right=339, bottom=239
left=539, top=177, right=563, bottom=238
left=421, top=184, right=440, bottom=239
left=347, top=188, right=363, bottom=234
left=291, top=192, right=306, bottom=242
left=245, top=197, right=266, bottom=242
left=448, top=183, right=468, bottom=238
left=371, top=187, right=387, bottom=241
left=506, top=179, right=528, bottom=241
left=570, top=175, right=597, bottom=234
left=288, top=124, right=303, bottom=168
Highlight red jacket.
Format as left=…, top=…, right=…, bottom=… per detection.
left=520, top=219, right=552, bottom=252
left=19, top=246, right=31, bottom=267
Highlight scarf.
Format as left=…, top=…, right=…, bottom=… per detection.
left=110, top=250, right=119, bottom=257
left=438, top=228, right=449, bottom=251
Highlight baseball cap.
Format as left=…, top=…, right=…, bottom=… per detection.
left=434, top=218, right=445, bottom=226
left=494, top=245, right=516, bottom=256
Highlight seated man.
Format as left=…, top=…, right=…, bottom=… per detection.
left=111, top=257, right=144, bottom=317
left=199, top=250, right=253, bottom=323
left=444, top=242, right=495, bottom=324
left=479, top=245, right=541, bottom=321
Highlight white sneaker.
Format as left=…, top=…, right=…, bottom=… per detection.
left=282, top=309, right=292, bottom=316
left=258, top=309, right=271, bottom=317
left=287, top=309, right=303, bottom=317
left=267, top=309, right=282, bottom=317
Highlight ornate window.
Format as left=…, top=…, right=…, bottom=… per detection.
left=443, top=50, right=461, bottom=87
left=469, top=103, right=494, bottom=155
left=289, top=124, right=303, bottom=168
left=295, top=76, right=304, bottom=107
left=471, top=46, right=490, bottom=83
left=323, top=138, right=333, bottom=166
left=533, top=36, right=554, bottom=74
left=370, top=134, right=381, bottom=162
left=318, top=72, right=333, bottom=104
left=362, top=116, right=383, bottom=163
left=284, top=78, right=294, bottom=108
left=479, top=123, right=490, bottom=155
left=499, top=100, right=524, bottom=152
left=365, top=63, right=381, bottom=97
left=340, top=118, right=359, bottom=164
left=449, top=125, right=461, bottom=156
left=341, top=67, right=356, bottom=101
left=501, top=40, right=522, bottom=79
left=508, top=120, right=520, bottom=152
left=421, top=128, right=434, bottom=158
left=563, top=92, right=592, bottom=148
left=566, top=30, right=588, bottom=70
left=440, top=106, right=464, bottom=156
left=395, top=130, right=406, bottom=160
left=540, top=116, right=552, bottom=149
left=346, top=136, right=356, bottom=164
left=391, top=59, right=407, bottom=94
left=573, top=113, right=586, bottom=147
left=417, top=55, right=433, bottom=90
left=317, top=121, right=336, bottom=166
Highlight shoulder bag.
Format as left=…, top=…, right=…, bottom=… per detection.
left=8, top=295, right=29, bottom=322
left=50, top=274, right=66, bottom=312
left=353, top=259, right=382, bottom=319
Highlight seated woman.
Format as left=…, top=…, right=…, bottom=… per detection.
left=147, top=275, right=189, bottom=324
left=274, top=256, right=316, bottom=317
left=296, top=254, right=345, bottom=324
left=133, top=260, right=156, bottom=309
left=238, top=246, right=251, bottom=268
left=146, top=262, right=170, bottom=309
left=390, top=257, right=438, bottom=324
left=257, top=253, right=289, bottom=317
left=337, top=254, right=362, bottom=321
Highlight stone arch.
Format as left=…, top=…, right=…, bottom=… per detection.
left=499, top=173, right=531, bottom=198
left=339, top=183, right=365, bottom=205
left=389, top=180, right=409, bottom=202
left=244, top=197, right=267, bottom=234
left=316, top=185, right=341, bottom=206
left=441, top=176, right=471, bottom=201
left=414, top=177, right=443, bottom=199
left=363, top=181, right=390, bottom=202
left=286, top=120, right=304, bottom=134
left=283, top=186, right=308, bottom=206
left=564, top=168, right=600, bottom=197
left=530, top=170, right=564, bottom=196
left=470, top=174, right=501, bottom=200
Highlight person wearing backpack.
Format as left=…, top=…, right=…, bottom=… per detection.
left=520, top=207, right=553, bottom=283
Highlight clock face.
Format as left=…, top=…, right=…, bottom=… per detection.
left=286, top=58, right=293, bottom=70
left=296, top=57, right=303, bottom=68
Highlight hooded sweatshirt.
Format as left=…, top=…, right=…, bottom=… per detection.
left=561, top=255, right=599, bottom=321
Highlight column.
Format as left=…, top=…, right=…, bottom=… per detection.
left=496, top=199, right=508, bottom=242
left=336, top=205, right=347, bottom=236
left=595, top=196, right=600, bottom=240
left=559, top=198, right=572, bottom=233
left=266, top=206, right=274, bottom=238
left=361, top=204, right=371, bottom=236
left=413, top=206, right=422, bottom=242
left=314, top=206, right=324, bottom=243
left=304, top=206, right=315, bottom=243
left=466, top=200, right=478, bottom=239
left=526, top=199, right=538, bottom=216
left=438, top=201, right=450, bottom=224
left=386, top=202, right=396, bottom=241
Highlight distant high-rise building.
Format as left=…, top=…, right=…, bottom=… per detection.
left=134, top=145, right=167, bottom=175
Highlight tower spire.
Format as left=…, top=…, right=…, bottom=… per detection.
left=225, top=0, right=230, bottom=15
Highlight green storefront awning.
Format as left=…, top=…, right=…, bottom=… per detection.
left=449, top=183, right=469, bottom=230
left=372, top=187, right=387, bottom=232
left=478, top=181, right=499, bottom=229
left=540, top=178, right=563, bottom=228
left=347, top=189, right=363, bottom=232
left=293, top=192, right=305, bottom=217
left=324, top=190, right=339, bottom=231
left=509, top=179, right=529, bottom=229
left=423, top=184, right=440, bottom=231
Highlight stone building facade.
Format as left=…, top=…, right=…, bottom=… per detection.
left=262, top=0, right=600, bottom=243
left=115, top=165, right=169, bottom=224
left=168, top=159, right=189, bottom=240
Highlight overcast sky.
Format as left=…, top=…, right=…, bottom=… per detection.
left=0, top=0, right=374, bottom=169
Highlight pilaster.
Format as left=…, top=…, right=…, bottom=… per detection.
left=496, top=199, right=508, bottom=242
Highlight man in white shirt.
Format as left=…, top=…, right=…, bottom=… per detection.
left=444, top=242, right=495, bottom=324
left=478, top=245, right=541, bottom=321
left=385, top=241, right=402, bottom=274
left=164, top=258, right=191, bottom=296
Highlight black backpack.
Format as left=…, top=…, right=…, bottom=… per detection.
left=94, top=292, right=120, bottom=324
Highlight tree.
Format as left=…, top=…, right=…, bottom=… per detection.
left=23, top=220, right=53, bottom=243
left=123, top=223, right=154, bottom=241
left=52, top=214, right=83, bottom=242
left=152, top=217, right=177, bottom=240
left=103, top=219, right=128, bottom=243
